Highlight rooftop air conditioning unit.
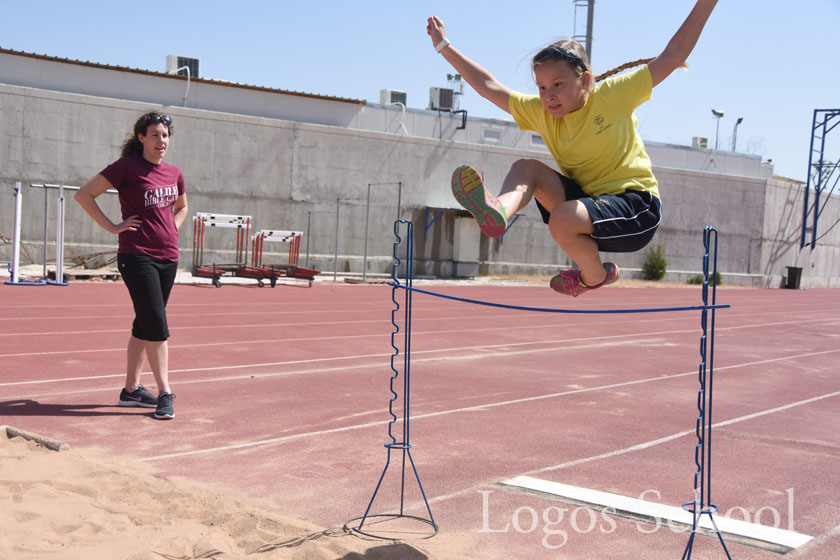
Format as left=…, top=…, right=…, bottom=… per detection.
left=166, top=55, right=200, bottom=78
left=692, top=136, right=708, bottom=149
left=380, top=89, right=407, bottom=105
left=430, top=87, right=455, bottom=111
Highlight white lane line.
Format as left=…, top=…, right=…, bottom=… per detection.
left=0, top=318, right=688, bottom=358
left=2, top=312, right=835, bottom=362
left=0, top=299, right=577, bottom=323
left=422, top=390, right=840, bottom=512
left=135, top=360, right=840, bottom=463
left=0, top=352, right=392, bottom=387
left=2, top=307, right=836, bottom=339
left=786, top=523, right=840, bottom=558
left=521, top=389, right=840, bottom=478
left=3, top=328, right=836, bottom=393
left=2, top=308, right=836, bottom=364
left=0, top=309, right=662, bottom=338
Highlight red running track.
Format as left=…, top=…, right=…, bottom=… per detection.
left=1, top=280, right=839, bottom=559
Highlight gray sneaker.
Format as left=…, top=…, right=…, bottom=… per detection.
left=118, top=385, right=158, bottom=408
left=154, top=392, right=175, bottom=420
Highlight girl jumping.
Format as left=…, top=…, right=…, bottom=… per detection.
left=427, top=0, right=717, bottom=296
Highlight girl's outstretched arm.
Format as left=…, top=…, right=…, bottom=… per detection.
left=648, top=0, right=718, bottom=87
left=427, top=16, right=512, bottom=114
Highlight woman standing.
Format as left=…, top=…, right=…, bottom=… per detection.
left=75, top=112, right=188, bottom=419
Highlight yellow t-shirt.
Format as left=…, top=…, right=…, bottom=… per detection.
left=509, top=65, right=658, bottom=198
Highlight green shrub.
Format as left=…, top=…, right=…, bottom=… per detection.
left=687, top=272, right=722, bottom=285
left=641, top=244, right=667, bottom=281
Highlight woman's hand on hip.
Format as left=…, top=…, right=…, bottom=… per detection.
left=112, top=215, right=141, bottom=234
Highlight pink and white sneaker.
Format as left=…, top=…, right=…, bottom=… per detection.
left=451, top=165, right=508, bottom=238
left=550, top=263, right=620, bottom=297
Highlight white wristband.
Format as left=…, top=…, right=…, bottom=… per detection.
left=434, top=38, right=451, bottom=53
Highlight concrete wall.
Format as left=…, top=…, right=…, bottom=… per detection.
left=0, top=49, right=773, bottom=180
left=0, top=49, right=363, bottom=129
left=760, top=178, right=840, bottom=288
left=2, top=69, right=838, bottom=288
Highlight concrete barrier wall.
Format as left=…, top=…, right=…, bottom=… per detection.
left=2, top=83, right=838, bottom=287
left=760, top=178, right=840, bottom=288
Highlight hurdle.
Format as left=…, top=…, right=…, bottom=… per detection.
left=191, top=212, right=251, bottom=287
left=48, top=184, right=70, bottom=285
left=6, top=182, right=100, bottom=286
left=4, top=183, right=44, bottom=285
left=349, top=221, right=735, bottom=556
left=7, top=183, right=120, bottom=285
left=244, top=229, right=321, bottom=287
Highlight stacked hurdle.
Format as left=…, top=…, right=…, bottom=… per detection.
left=5, top=183, right=100, bottom=286
left=242, top=230, right=320, bottom=287
left=4, top=183, right=41, bottom=285
left=6, top=190, right=320, bottom=289
left=235, top=229, right=303, bottom=287
left=191, top=212, right=251, bottom=288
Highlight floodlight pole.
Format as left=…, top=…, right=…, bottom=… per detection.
left=711, top=109, right=724, bottom=151
left=731, top=117, right=743, bottom=152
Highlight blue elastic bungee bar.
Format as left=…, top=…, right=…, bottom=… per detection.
left=389, top=283, right=730, bottom=314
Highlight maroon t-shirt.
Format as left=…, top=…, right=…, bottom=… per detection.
left=100, top=155, right=185, bottom=261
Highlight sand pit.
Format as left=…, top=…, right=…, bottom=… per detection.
left=0, top=429, right=433, bottom=559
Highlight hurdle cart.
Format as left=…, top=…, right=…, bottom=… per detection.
left=191, top=212, right=251, bottom=287
left=243, top=229, right=320, bottom=287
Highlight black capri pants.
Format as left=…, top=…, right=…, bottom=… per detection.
left=536, top=172, right=662, bottom=253
left=117, top=253, right=178, bottom=342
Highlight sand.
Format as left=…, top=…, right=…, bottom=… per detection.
left=0, top=428, right=433, bottom=560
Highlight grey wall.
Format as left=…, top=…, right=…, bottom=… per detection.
left=2, top=81, right=838, bottom=288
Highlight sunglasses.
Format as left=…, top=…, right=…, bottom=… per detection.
left=144, top=113, right=172, bottom=126
left=534, top=45, right=587, bottom=72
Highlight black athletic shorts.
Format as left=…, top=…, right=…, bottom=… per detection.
left=535, top=172, right=662, bottom=253
left=117, top=253, right=178, bottom=341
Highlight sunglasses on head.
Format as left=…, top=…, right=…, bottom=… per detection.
left=144, top=113, right=172, bottom=126
left=534, top=45, right=587, bottom=72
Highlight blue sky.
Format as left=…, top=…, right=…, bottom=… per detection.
left=2, top=0, right=838, bottom=182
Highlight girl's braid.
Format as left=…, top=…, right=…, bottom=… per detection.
left=595, top=57, right=655, bottom=82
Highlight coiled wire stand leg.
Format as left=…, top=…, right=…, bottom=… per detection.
left=345, top=220, right=438, bottom=540
left=681, top=227, right=732, bottom=559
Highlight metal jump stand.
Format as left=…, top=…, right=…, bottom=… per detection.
left=347, top=221, right=731, bottom=555
left=682, top=226, right=732, bottom=559
left=345, top=220, right=438, bottom=540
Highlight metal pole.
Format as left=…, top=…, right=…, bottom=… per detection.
left=397, top=181, right=402, bottom=222
left=363, top=184, right=371, bottom=283
left=801, top=110, right=818, bottom=248
left=306, top=211, right=312, bottom=268
left=812, top=155, right=824, bottom=250
left=55, top=185, right=65, bottom=284
left=42, top=185, right=49, bottom=280
left=10, top=183, right=22, bottom=284
left=585, top=0, right=595, bottom=63
left=731, top=117, right=743, bottom=152
left=333, top=198, right=340, bottom=283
